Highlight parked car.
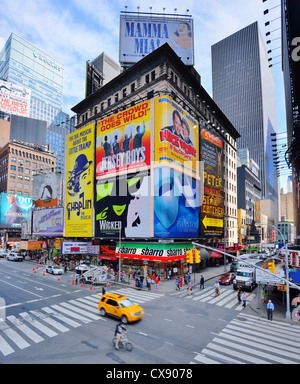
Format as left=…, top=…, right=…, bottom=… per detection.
left=98, top=293, right=144, bottom=324
left=7, top=252, right=23, bottom=261
left=219, top=272, right=235, bottom=285
left=0, top=250, right=7, bottom=258
left=46, top=265, right=63, bottom=275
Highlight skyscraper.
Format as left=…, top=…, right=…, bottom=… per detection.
left=211, top=22, right=279, bottom=219
left=0, top=33, right=72, bottom=174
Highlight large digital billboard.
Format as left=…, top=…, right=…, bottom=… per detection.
left=0, top=80, right=31, bottom=117
left=65, top=124, right=94, bottom=237
left=96, top=100, right=151, bottom=179
left=200, top=129, right=224, bottom=238
left=119, top=14, right=194, bottom=66
left=153, top=167, right=199, bottom=238
left=0, top=193, right=32, bottom=229
left=154, top=95, right=199, bottom=177
left=95, top=170, right=151, bottom=238
left=32, top=207, right=64, bottom=237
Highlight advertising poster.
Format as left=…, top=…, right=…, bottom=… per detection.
left=119, top=15, right=194, bottom=66
left=65, top=124, right=94, bottom=237
left=154, top=95, right=199, bottom=177
left=153, top=167, right=199, bottom=238
left=116, top=242, right=193, bottom=262
left=32, top=207, right=64, bottom=237
left=32, top=172, right=62, bottom=204
left=95, top=170, right=151, bottom=238
left=0, top=79, right=31, bottom=117
left=96, top=100, right=151, bottom=179
left=200, top=129, right=224, bottom=237
left=0, top=193, right=32, bottom=229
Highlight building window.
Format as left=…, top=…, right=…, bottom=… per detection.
left=123, top=88, right=127, bottom=98
left=131, top=82, right=135, bottom=93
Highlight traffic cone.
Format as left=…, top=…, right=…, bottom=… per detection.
left=107, top=282, right=110, bottom=288
left=43, top=272, right=45, bottom=276
left=58, top=276, right=60, bottom=281
left=34, top=270, right=36, bottom=273
left=80, top=282, right=83, bottom=288
left=72, top=279, right=75, bottom=285
left=89, top=284, right=93, bottom=290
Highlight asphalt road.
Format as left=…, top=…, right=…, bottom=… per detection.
left=1, top=258, right=300, bottom=367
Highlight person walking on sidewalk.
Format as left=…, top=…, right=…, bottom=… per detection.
left=267, top=300, right=274, bottom=320
left=241, top=291, right=247, bottom=309
left=200, top=275, right=204, bottom=290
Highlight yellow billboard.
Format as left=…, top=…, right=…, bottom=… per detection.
left=65, top=124, right=94, bottom=237
left=154, top=95, right=199, bottom=177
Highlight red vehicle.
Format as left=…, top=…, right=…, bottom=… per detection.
left=219, top=272, right=235, bottom=285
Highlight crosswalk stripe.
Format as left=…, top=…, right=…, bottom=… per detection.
left=68, top=299, right=99, bottom=314
left=58, top=302, right=99, bottom=320
left=6, top=315, right=44, bottom=343
left=19, top=312, right=58, bottom=338
left=194, top=353, right=221, bottom=364
left=205, top=342, right=269, bottom=364
left=3, top=327, right=30, bottom=350
left=30, top=310, right=69, bottom=333
left=0, top=334, right=15, bottom=356
left=51, top=304, right=91, bottom=323
left=41, top=307, right=81, bottom=328
left=193, top=313, right=300, bottom=364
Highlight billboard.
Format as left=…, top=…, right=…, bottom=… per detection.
left=32, top=207, right=64, bottom=237
left=95, top=170, right=151, bottom=238
left=200, top=129, right=224, bottom=238
left=0, top=80, right=31, bottom=117
left=119, top=14, right=194, bottom=66
left=96, top=100, right=151, bottom=179
left=0, top=193, right=32, bottom=229
left=154, top=95, right=199, bottom=177
left=32, top=172, right=62, bottom=204
left=65, top=124, right=94, bottom=237
left=153, top=167, right=199, bottom=238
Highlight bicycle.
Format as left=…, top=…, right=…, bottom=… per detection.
left=112, top=331, right=133, bottom=351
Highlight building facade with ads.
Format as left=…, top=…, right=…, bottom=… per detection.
left=0, top=193, right=32, bottom=229
left=0, top=79, right=31, bottom=117
left=65, top=124, right=94, bottom=237
left=96, top=100, right=151, bottom=178
left=119, top=13, right=194, bottom=66
left=32, top=207, right=64, bottom=237
left=200, top=129, right=224, bottom=238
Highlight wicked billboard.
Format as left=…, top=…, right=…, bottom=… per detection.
left=95, top=170, right=151, bottom=238
left=96, top=100, right=151, bottom=179
left=200, top=129, right=224, bottom=237
left=65, top=124, right=94, bottom=237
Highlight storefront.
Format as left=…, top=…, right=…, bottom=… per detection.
left=116, top=242, right=192, bottom=279
left=61, top=241, right=100, bottom=269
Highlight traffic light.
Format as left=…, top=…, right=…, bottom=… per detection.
left=186, top=250, right=193, bottom=264
left=268, top=261, right=276, bottom=274
left=194, top=249, right=201, bottom=264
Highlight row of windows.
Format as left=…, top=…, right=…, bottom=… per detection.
left=10, top=147, right=54, bottom=164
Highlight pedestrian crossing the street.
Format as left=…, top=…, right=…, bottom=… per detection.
left=0, top=288, right=163, bottom=357
left=171, top=285, right=256, bottom=310
left=191, top=312, right=300, bottom=364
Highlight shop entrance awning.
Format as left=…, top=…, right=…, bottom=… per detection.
left=210, top=251, right=223, bottom=258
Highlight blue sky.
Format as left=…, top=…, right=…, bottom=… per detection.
left=0, top=0, right=290, bottom=189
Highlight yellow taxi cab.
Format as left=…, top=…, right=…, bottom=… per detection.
left=98, top=293, right=144, bottom=324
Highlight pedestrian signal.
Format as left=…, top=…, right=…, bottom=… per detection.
left=186, top=250, right=193, bottom=264
left=268, top=261, right=276, bottom=274
left=194, top=249, right=201, bottom=263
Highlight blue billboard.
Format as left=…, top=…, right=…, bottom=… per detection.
left=0, top=193, right=32, bottom=229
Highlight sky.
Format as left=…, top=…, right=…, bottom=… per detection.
left=0, top=0, right=291, bottom=190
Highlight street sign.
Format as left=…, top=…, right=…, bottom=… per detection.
left=256, top=268, right=284, bottom=285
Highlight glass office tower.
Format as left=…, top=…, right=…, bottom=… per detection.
left=0, top=33, right=71, bottom=174
left=212, top=22, right=279, bottom=217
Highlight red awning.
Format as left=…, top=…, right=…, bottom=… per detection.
left=115, top=253, right=187, bottom=262
left=210, top=251, right=223, bottom=258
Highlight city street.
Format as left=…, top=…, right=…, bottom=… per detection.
left=1, top=258, right=300, bottom=365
